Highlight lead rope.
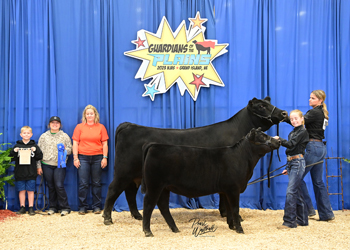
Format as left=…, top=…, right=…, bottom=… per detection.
left=248, top=160, right=324, bottom=186
left=35, top=174, right=49, bottom=214
left=276, top=123, right=281, bottom=162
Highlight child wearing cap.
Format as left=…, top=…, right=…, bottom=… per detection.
left=37, top=116, right=72, bottom=216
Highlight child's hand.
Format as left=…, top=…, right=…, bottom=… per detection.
left=282, top=170, right=288, bottom=175
left=37, top=168, right=43, bottom=175
left=31, top=147, right=36, bottom=152
left=14, top=147, right=19, bottom=152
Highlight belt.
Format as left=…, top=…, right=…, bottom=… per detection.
left=310, top=139, right=322, bottom=142
left=287, top=154, right=303, bottom=162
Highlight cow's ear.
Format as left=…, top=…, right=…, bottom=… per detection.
left=264, top=96, right=271, bottom=103
left=248, top=97, right=257, bottom=107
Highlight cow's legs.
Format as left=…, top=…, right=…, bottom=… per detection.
left=143, top=191, right=161, bottom=237
left=220, top=194, right=243, bottom=221
left=125, top=182, right=142, bottom=220
left=103, top=178, right=130, bottom=225
left=157, top=190, right=180, bottom=233
left=225, top=192, right=244, bottom=234
left=219, top=194, right=227, bottom=217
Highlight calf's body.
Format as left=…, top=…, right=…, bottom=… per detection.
left=141, top=128, right=280, bottom=236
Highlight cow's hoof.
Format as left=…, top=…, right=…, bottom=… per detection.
left=132, top=213, right=143, bottom=220
left=171, top=227, right=180, bottom=233
left=236, top=227, right=244, bottom=234
left=104, top=219, right=113, bottom=225
left=144, top=231, right=154, bottom=237
left=239, top=215, right=244, bottom=222
left=220, top=211, right=227, bottom=218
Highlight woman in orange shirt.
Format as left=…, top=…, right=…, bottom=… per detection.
left=72, top=105, right=109, bottom=215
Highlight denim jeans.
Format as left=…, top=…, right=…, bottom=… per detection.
left=301, top=141, right=334, bottom=220
left=283, top=158, right=308, bottom=228
left=78, top=154, right=103, bottom=212
left=42, top=164, right=70, bottom=212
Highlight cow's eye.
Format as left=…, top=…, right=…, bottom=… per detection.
left=259, top=104, right=265, bottom=109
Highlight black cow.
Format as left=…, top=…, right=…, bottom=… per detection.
left=141, top=128, right=280, bottom=237
left=103, top=97, right=287, bottom=225
left=192, top=40, right=212, bottom=54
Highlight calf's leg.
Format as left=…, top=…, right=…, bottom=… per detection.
left=226, top=192, right=244, bottom=234
left=143, top=191, right=161, bottom=237
left=157, top=190, right=180, bottom=233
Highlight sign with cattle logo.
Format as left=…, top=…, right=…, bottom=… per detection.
left=124, top=12, right=228, bottom=101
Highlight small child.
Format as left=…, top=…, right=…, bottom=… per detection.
left=274, top=110, right=309, bottom=229
left=9, top=126, right=43, bottom=215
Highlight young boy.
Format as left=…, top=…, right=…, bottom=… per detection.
left=274, top=110, right=309, bottom=229
left=10, top=126, right=43, bottom=215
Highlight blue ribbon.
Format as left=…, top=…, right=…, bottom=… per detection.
left=57, top=143, right=67, bottom=168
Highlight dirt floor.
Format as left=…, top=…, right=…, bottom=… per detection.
left=1, top=208, right=349, bottom=249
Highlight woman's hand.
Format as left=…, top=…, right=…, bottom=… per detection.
left=101, top=158, right=107, bottom=169
left=74, top=158, right=80, bottom=169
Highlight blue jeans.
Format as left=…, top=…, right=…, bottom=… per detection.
left=42, top=164, right=70, bottom=212
left=283, top=158, right=308, bottom=228
left=78, top=154, right=103, bottom=212
left=301, top=141, right=334, bottom=220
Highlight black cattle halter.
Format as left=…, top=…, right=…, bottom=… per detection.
left=250, top=105, right=276, bottom=125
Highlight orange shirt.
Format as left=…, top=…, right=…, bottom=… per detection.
left=72, top=123, right=109, bottom=155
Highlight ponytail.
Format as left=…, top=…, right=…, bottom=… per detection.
left=312, top=90, right=329, bottom=120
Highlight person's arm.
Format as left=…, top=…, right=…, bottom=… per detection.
left=280, top=129, right=307, bottom=149
left=101, top=140, right=108, bottom=169
left=73, top=140, right=80, bottom=168
left=64, top=133, right=73, bottom=155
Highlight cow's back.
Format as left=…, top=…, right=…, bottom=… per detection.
left=114, top=108, right=254, bottom=179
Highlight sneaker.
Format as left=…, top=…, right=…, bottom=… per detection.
left=93, top=209, right=102, bottom=214
left=319, top=216, right=335, bottom=222
left=28, top=207, right=35, bottom=216
left=78, top=210, right=86, bottom=215
left=61, top=211, right=69, bottom=216
left=16, top=206, right=26, bottom=215
left=47, top=210, right=55, bottom=215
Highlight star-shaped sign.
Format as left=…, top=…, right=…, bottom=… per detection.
left=125, top=13, right=228, bottom=101
left=133, top=37, right=146, bottom=48
left=190, top=73, right=206, bottom=90
left=189, top=12, right=206, bottom=30
left=142, top=84, right=160, bottom=101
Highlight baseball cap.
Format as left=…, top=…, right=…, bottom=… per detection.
left=49, top=116, right=61, bottom=123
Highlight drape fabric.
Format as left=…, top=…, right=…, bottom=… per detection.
left=0, top=0, right=349, bottom=211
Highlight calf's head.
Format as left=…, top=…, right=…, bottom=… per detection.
left=247, top=97, right=288, bottom=131
left=247, top=128, right=280, bottom=156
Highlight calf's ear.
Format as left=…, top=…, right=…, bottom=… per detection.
left=248, top=128, right=256, bottom=140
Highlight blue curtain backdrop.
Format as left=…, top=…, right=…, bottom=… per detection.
left=0, top=0, right=349, bottom=212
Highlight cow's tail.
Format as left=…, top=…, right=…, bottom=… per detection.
left=141, top=142, right=156, bottom=194
left=115, top=122, right=132, bottom=146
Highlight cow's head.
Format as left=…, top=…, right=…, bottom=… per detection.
left=247, top=97, right=288, bottom=131
left=247, top=128, right=280, bottom=155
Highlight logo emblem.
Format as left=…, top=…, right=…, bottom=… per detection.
left=125, top=12, right=228, bottom=101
